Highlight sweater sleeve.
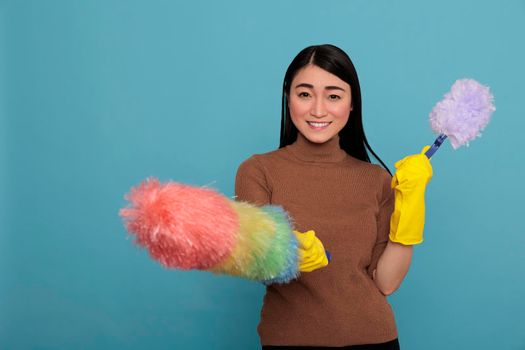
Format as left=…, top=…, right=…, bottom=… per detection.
left=234, top=155, right=272, bottom=206
left=367, top=170, right=395, bottom=279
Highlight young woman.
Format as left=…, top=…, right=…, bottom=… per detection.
left=235, top=44, right=430, bottom=349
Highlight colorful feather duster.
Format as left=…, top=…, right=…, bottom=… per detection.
left=119, top=177, right=300, bottom=284
left=425, top=78, right=495, bottom=158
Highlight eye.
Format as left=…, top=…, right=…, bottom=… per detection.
left=298, top=92, right=310, bottom=98
left=328, top=94, right=341, bottom=100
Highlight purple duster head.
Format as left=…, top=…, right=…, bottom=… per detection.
left=429, top=79, right=495, bottom=149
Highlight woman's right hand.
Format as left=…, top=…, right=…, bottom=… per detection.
left=293, top=230, right=330, bottom=272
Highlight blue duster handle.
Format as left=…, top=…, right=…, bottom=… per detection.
left=425, top=133, right=448, bottom=159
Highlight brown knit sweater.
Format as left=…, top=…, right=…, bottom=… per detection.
left=234, top=132, right=398, bottom=347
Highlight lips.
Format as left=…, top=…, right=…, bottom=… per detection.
left=307, top=121, right=331, bottom=130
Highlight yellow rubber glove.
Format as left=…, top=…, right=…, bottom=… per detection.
left=293, top=230, right=330, bottom=272
left=389, top=145, right=433, bottom=245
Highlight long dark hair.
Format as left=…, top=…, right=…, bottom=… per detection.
left=279, top=44, right=391, bottom=176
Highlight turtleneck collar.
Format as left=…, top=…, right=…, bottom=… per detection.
left=285, top=132, right=348, bottom=163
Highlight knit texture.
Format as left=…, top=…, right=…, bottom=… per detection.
left=235, top=132, right=398, bottom=347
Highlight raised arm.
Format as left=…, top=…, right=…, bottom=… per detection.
left=371, top=146, right=433, bottom=295
left=368, top=173, right=413, bottom=296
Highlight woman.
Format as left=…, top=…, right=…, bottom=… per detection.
left=235, top=44, right=431, bottom=349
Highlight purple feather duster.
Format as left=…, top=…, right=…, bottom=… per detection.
left=429, top=79, right=495, bottom=150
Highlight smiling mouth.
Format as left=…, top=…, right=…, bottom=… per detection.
left=307, top=121, right=332, bottom=129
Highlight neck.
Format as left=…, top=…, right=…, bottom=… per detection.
left=286, top=132, right=348, bottom=163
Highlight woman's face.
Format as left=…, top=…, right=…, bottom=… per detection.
left=288, top=64, right=352, bottom=144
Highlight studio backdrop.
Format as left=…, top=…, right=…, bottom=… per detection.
left=1, top=0, right=524, bottom=349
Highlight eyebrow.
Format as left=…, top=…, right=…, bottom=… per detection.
left=294, top=83, right=346, bottom=92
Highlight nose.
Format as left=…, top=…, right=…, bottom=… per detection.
left=310, top=97, right=327, bottom=118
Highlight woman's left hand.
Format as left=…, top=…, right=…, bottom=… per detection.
left=388, top=145, right=433, bottom=245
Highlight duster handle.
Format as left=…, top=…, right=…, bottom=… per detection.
left=425, top=133, right=448, bottom=159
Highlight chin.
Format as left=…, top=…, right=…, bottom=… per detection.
left=310, top=137, right=328, bottom=144
left=303, top=133, right=333, bottom=144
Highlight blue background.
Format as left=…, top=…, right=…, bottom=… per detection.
left=1, top=0, right=524, bottom=349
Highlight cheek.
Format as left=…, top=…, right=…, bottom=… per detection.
left=330, top=104, right=352, bottom=119
left=288, top=102, right=308, bottom=129
left=288, top=98, right=309, bottom=118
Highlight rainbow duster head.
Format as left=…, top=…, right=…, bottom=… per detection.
left=120, top=177, right=300, bottom=284
left=429, top=78, right=495, bottom=149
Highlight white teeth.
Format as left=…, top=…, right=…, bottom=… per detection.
left=308, top=122, right=330, bottom=127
